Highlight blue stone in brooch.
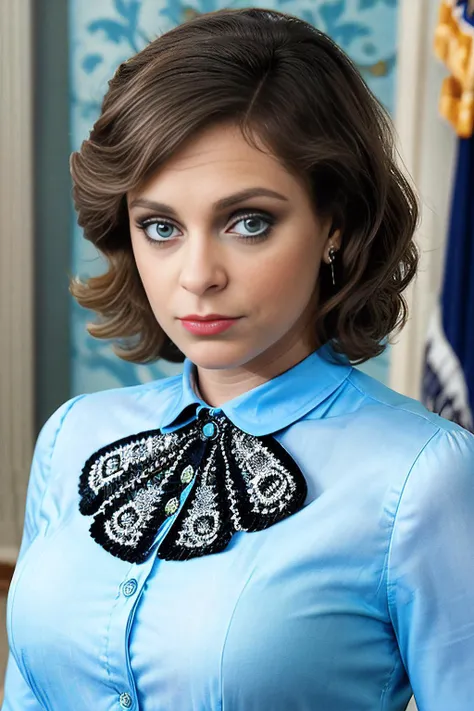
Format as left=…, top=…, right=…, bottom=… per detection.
left=202, top=421, right=219, bottom=440
left=197, top=407, right=221, bottom=440
left=203, top=422, right=215, bottom=436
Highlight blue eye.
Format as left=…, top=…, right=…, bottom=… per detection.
left=138, top=220, right=180, bottom=242
left=230, top=215, right=272, bottom=240
left=135, top=211, right=274, bottom=246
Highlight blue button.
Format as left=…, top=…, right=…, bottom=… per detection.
left=122, top=579, right=138, bottom=597
left=119, top=692, right=133, bottom=708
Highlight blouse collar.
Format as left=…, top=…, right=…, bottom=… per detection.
left=160, top=341, right=352, bottom=437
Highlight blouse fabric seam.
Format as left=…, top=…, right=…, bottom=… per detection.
left=379, top=653, right=401, bottom=711
left=219, top=567, right=257, bottom=711
left=384, top=426, right=442, bottom=617
left=8, top=393, right=88, bottom=678
left=34, top=394, right=89, bottom=540
left=379, top=427, right=441, bottom=707
left=347, top=373, right=447, bottom=428
left=103, top=584, right=122, bottom=688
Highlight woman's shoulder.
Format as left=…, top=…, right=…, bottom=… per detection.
left=334, top=371, right=474, bottom=568
left=298, top=364, right=474, bottom=488
left=340, top=366, right=474, bottom=476
left=342, top=366, right=470, bottom=438
left=76, top=372, right=182, bottom=408
left=57, top=372, right=180, bottom=416
left=36, top=373, right=183, bottom=461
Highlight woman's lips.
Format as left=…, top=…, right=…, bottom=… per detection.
left=179, top=317, right=240, bottom=335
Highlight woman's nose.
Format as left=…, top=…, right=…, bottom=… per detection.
left=178, top=235, right=227, bottom=295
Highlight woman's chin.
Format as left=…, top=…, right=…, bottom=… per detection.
left=178, top=339, right=256, bottom=370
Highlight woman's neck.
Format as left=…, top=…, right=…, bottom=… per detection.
left=193, top=338, right=319, bottom=408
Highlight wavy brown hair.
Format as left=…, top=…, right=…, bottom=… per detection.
left=69, top=6, right=419, bottom=365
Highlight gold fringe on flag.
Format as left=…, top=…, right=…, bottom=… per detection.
left=434, top=0, right=474, bottom=137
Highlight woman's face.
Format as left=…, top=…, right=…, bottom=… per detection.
left=128, top=122, right=336, bottom=372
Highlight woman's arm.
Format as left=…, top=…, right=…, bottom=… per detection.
left=388, top=426, right=474, bottom=711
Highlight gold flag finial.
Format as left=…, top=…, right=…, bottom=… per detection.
left=434, top=1, right=474, bottom=137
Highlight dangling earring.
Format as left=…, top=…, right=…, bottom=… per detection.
left=328, top=246, right=338, bottom=287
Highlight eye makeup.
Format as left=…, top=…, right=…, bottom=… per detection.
left=133, top=208, right=277, bottom=247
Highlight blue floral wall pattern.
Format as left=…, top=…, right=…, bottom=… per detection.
left=69, top=0, right=398, bottom=395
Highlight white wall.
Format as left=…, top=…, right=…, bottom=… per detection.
left=390, top=0, right=457, bottom=400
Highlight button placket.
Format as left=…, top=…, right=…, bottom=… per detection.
left=108, top=479, right=203, bottom=711
left=104, top=562, right=154, bottom=711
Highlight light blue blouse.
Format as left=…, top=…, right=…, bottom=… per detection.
left=2, top=343, right=474, bottom=711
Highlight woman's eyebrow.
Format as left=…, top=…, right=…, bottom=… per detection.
left=129, top=187, right=289, bottom=218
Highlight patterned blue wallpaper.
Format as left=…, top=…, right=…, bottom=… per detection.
left=69, top=0, right=398, bottom=395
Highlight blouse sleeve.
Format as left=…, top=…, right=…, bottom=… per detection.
left=1, top=396, right=85, bottom=711
left=387, top=426, right=474, bottom=711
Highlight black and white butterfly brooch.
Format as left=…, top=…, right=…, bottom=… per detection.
left=78, top=407, right=307, bottom=563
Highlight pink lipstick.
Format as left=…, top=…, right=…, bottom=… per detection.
left=179, top=314, right=240, bottom=335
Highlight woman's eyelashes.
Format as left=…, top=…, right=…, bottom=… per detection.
left=134, top=209, right=276, bottom=246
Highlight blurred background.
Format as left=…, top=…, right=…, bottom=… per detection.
left=1, top=0, right=473, bottom=705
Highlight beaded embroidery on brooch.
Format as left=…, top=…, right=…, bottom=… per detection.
left=78, top=407, right=307, bottom=562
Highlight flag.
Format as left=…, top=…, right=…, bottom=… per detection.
left=422, top=135, right=474, bottom=432
left=422, top=1, right=474, bottom=431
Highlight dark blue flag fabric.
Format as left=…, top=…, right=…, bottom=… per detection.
left=422, top=135, right=474, bottom=432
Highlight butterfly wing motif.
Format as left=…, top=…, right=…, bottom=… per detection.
left=78, top=409, right=307, bottom=562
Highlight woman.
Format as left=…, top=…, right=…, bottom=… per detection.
left=3, top=7, right=474, bottom=711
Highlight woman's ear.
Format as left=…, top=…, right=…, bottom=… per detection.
left=323, top=227, right=342, bottom=263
